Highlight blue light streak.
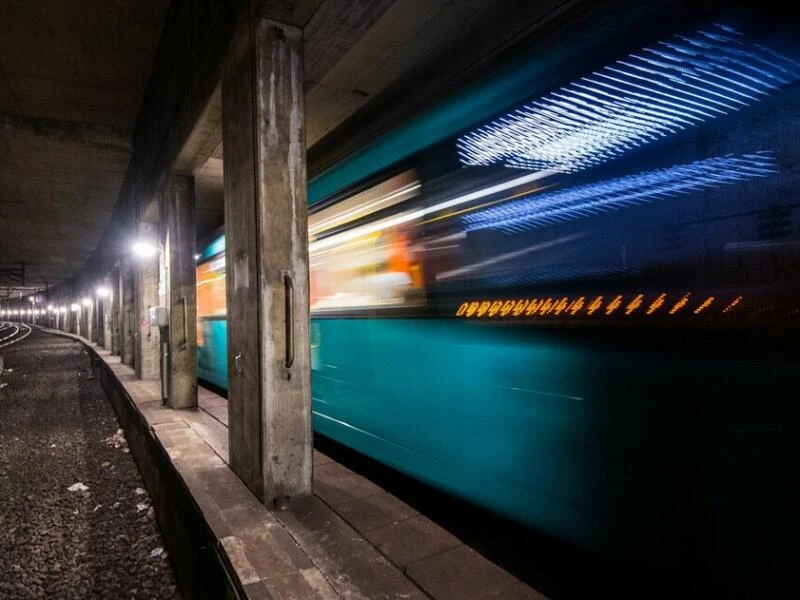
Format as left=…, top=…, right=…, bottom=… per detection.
left=485, top=265, right=639, bottom=289
left=462, top=152, right=776, bottom=233
left=456, top=25, right=799, bottom=173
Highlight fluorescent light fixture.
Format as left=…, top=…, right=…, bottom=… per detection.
left=462, top=152, right=776, bottom=233
left=71, top=303, right=81, bottom=312
left=82, top=298, right=92, bottom=307
left=457, top=24, right=799, bottom=174
left=132, top=240, right=159, bottom=258
left=96, top=286, right=111, bottom=298
left=60, top=307, right=67, bottom=314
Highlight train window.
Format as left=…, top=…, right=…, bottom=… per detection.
left=309, top=170, right=426, bottom=312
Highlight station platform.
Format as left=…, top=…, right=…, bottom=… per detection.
left=30, top=327, right=545, bottom=600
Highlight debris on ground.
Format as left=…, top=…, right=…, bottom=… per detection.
left=103, top=428, right=127, bottom=449
left=0, top=330, right=180, bottom=598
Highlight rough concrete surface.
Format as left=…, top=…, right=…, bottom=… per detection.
left=0, top=330, right=180, bottom=599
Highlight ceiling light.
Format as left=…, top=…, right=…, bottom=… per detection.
left=132, top=240, right=159, bottom=258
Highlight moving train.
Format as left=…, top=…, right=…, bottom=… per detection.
left=198, top=13, right=800, bottom=594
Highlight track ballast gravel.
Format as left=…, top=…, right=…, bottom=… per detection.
left=0, top=329, right=180, bottom=599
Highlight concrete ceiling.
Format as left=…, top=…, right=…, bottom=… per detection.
left=0, top=0, right=168, bottom=297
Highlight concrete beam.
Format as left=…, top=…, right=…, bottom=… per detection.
left=252, top=0, right=323, bottom=27
left=222, top=16, right=312, bottom=504
left=0, top=113, right=131, bottom=153
left=172, top=86, right=223, bottom=176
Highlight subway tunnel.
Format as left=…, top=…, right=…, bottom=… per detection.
left=1, top=1, right=799, bottom=598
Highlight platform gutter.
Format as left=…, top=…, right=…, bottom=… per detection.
left=38, top=327, right=545, bottom=600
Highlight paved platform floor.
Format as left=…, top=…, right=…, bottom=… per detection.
left=35, top=328, right=546, bottom=599
left=0, top=330, right=179, bottom=599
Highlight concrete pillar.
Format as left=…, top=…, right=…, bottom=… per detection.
left=83, top=298, right=94, bottom=342
left=69, top=302, right=77, bottom=334
left=163, top=174, right=198, bottom=408
left=111, top=269, right=121, bottom=355
left=94, top=292, right=103, bottom=345
left=135, top=221, right=161, bottom=380
left=222, top=17, right=312, bottom=504
left=102, top=279, right=114, bottom=351
left=120, top=259, right=135, bottom=366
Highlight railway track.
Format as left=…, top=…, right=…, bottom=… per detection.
left=0, top=322, right=32, bottom=349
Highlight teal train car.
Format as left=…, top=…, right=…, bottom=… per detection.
left=197, top=12, right=800, bottom=595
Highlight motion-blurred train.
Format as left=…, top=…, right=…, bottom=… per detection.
left=197, top=12, right=800, bottom=594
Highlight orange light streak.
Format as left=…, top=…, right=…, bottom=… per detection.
left=723, top=296, right=742, bottom=313
left=646, top=293, right=667, bottom=315
left=586, top=296, right=604, bottom=315
left=625, top=294, right=643, bottom=315
left=568, top=297, right=585, bottom=315
left=605, top=295, right=623, bottom=315
left=693, top=297, right=714, bottom=314
left=668, top=293, right=690, bottom=315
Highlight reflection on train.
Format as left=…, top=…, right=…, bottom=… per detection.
left=198, top=15, right=800, bottom=595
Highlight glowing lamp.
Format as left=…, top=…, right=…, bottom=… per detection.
left=132, top=240, right=158, bottom=258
